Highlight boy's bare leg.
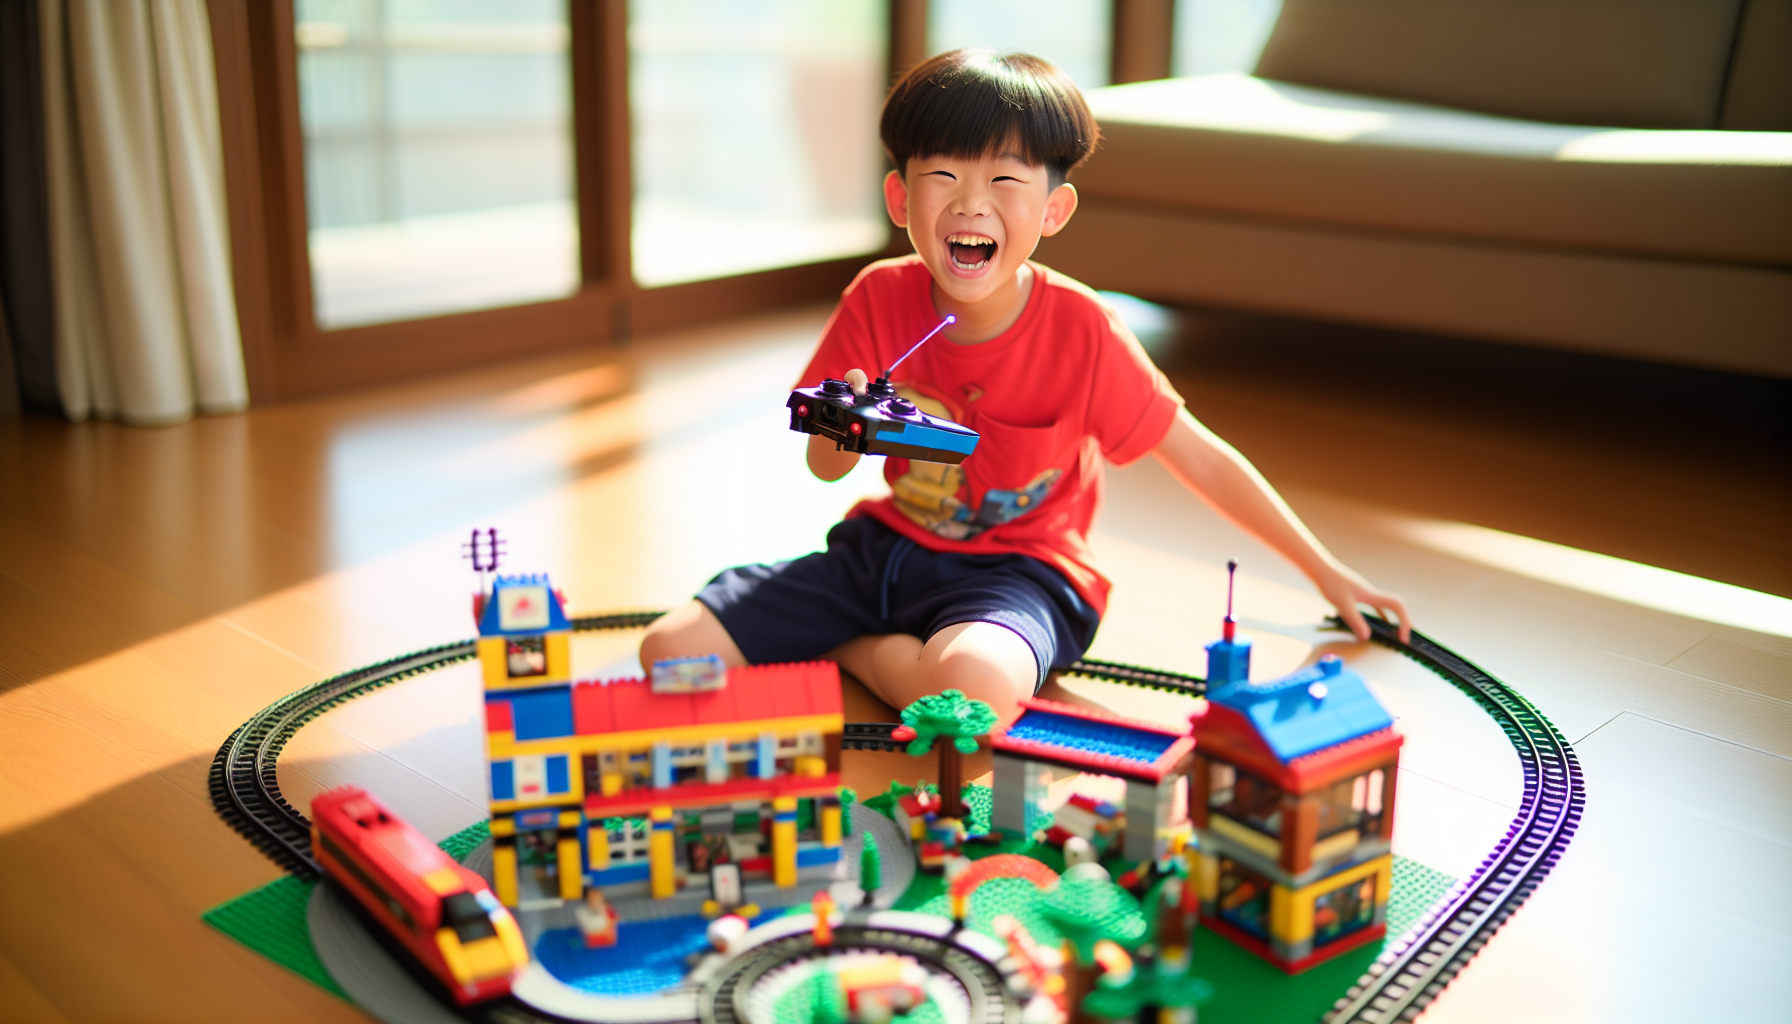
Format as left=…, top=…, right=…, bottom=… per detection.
left=638, top=600, right=749, bottom=673
left=827, top=622, right=1037, bottom=725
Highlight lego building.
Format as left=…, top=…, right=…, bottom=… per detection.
left=474, top=574, right=846, bottom=908
left=989, top=697, right=1196, bottom=863
left=1188, top=623, right=1403, bottom=973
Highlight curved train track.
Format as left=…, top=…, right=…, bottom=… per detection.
left=1324, top=616, right=1585, bottom=1024
left=702, top=919, right=1012, bottom=1024
left=211, top=610, right=1583, bottom=1022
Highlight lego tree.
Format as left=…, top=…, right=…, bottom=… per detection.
left=893, top=689, right=997, bottom=819
left=800, top=967, right=848, bottom=1024
left=863, top=780, right=920, bottom=817
left=1041, top=871, right=1146, bottom=1024
left=839, top=787, right=856, bottom=837
left=1079, top=952, right=1213, bottom=1024
left=859, top=830, right=882, bottom=906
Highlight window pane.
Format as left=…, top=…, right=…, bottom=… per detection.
left=928, top=0, right=1111, bottom=91
left=1171, top=0, right=1282, bottom=77
left=295, top=0, right=579, bottom=329
left=629, top=0, right=888, bottom=288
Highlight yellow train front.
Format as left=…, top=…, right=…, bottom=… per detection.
left=312, top=786, right=529, bottom=1004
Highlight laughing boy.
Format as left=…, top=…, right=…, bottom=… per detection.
left=641, top=50, right=1409, bottom=722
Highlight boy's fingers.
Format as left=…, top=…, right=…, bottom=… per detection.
left=1340, top=603, right=1369, bottom=642
left=1385, top=597, right=1413, bottom=643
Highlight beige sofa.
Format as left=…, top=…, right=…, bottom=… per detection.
left=1037, top=0, right=1792, bottom=377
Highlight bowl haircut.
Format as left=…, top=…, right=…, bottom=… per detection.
left=881, top=49, right=1100, bottom=191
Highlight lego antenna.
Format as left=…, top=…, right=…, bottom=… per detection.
left=882, top=315, right=956, bottom=380
left=1224, top=559, right=1238, bottom=641
left=462, top=527, right=505, bottom=589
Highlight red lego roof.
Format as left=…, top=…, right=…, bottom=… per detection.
left=572, top=660, right=841, bottom=736
left=1192, top=702, right=1402, bottom=792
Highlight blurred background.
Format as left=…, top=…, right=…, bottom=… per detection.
left=286, top=0, right=1285, bottom=327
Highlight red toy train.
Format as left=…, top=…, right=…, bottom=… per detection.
left=311, top=786, right=529, bottom=1004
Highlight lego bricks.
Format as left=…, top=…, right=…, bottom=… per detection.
left=205, top=550, right=1584, bottom=1024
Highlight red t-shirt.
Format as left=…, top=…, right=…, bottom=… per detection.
left=799, top=255, right=1183, bottom=616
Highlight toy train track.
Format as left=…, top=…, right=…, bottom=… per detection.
left=1323, top=615, right=1586, bottom=1024
left=702, top=917, right=1012, bottom=1024
left=212, top=609, right=1581, bottom=1023
left=207, top=612, right=667, bottom=879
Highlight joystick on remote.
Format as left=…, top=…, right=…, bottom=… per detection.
left=786, top=317, right=980, bottom=465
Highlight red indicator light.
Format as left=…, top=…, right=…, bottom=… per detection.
left=850, top=422, right=862, bottom=435
left=797, top=404, right=809, bottom=417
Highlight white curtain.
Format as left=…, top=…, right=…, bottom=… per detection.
left=39, top=0, right=247, bottom=425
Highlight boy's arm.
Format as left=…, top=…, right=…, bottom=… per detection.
left=1152, top=407, right=1411, bottom=642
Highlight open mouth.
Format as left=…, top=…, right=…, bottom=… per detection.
left=946, top=232, right=997, bottom=271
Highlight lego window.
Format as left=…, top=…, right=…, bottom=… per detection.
left=513, top=754, right=549, bottom=801
left=1209, top=760, right=1283, bottom=837
left=505, top=635, right=548, bottom=678
left=1312, top=873, right=1377, bottom=948
left=1216, top=857, right=1273, bottom=939
left=603, top=818, right=650, bottom=862
left=1314, top=768, right=1387, bottom=840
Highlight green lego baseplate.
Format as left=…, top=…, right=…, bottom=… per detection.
left=204, top=798, right=1454, bottom=1024
left=201, top=819, right=492, bottom=999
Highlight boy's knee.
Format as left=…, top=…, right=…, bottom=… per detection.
left=638, top=601, right=746, bottom=672
left=923, top=622, right=1038, bottom=718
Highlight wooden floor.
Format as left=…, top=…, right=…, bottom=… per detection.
left=1, top=304, right=1787, bottom=1023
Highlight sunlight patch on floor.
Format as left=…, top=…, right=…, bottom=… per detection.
left=1401, top=520, right=1792, bottom=637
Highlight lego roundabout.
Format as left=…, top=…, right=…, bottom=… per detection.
left=209, top=598, right=1584, bottom=1024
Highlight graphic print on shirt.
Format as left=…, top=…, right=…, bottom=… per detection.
left=888, top=387, right=1062, bottom=541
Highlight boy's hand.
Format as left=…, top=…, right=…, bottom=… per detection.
left=1316, top=565, right=1412, bottom=644
left=805, top=370, right=871, bottom=481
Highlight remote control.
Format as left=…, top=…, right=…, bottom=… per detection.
left=786, top=317, right=980, bottom=465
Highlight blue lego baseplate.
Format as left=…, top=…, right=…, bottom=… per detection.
left=1006, top=710, right=1179, bottom=765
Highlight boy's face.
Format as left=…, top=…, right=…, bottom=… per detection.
left=884, top=150, right=1078, bottom=311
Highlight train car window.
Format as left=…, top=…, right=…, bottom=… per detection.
left=443, top=892, right=499, bottom=943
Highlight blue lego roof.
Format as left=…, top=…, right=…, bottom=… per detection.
left=1207, top=655, right=1392, bottom=762
left=1006, top=710, right=1179, bottom=766
left=477, top=573, right=571, bottom=636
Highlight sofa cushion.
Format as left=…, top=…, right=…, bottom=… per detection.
left=1720, top=0, right=1792, bottom=131
left=1078, top=74, right=1792, bottom=266
left=1254, top=0, right=1743, bottom=130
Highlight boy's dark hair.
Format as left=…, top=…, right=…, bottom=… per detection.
left=881, top=49, right=1099, bottom=189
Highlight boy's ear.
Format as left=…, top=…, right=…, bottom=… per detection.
left=883, top=170, right=909, bottom=229
left=1040, top=183, right=1078, bottom=238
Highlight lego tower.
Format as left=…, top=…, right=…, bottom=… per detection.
left=465, top=531, right=848, bottom=912
left=475, top=567, right=584, bottom=907
left=1187, top=564, right=1405, bottom=972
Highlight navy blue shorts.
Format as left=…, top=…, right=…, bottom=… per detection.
left=696, top=518, right=1100, bottom=690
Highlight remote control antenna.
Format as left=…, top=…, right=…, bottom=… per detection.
left=883, top=314, right=956, bottom=379
left=1223, top=559, right=1238, bottom=641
